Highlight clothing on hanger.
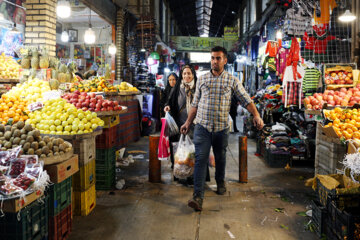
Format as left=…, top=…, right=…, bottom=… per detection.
left=282, top=65, right=305, bottom=108
left=266, top=40, right=279, bottom=57
left=284, top=8, right=313, bottom=36
left=286, top=38, right=302, bottom=81
left=314, top=0, right=337, bottom=24
left=276, top=47, right=290, bottom=79
left=303, top=67, right=321, bottom=96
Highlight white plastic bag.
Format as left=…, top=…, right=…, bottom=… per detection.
left=173, top=135, right=195, bottom=179
left=165, top=112, right=179, bottom=137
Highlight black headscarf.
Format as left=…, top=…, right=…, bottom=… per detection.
left=168, top=64, right=197, bottom=126
left=161, top=73, right=178, bottom=112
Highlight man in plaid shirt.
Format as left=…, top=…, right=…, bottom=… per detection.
left=181, top=46, right=264, bottom=211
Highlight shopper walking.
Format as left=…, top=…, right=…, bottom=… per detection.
left=161, top=73, right=178, bottom=117
left=164, top=65, right=197, bottom=138
left=180, top=46, right=264, bottom=211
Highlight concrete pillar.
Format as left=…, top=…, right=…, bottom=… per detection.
left=24, top=0, right=57, bottom=56
left=116, top=9, right=125, bottom=81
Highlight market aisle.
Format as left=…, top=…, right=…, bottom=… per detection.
left=69, top=135, right=317, bottom=240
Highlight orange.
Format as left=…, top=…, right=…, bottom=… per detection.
left=346, top=113, right=352, bottom=119
left=347, top=128, right=353, bottom=134
left=7, top=111, right=14, bottom=118
left=352, top=126, right=358, bottom=132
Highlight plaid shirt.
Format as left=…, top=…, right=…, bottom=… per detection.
left=192, top=70, right=253, bottom=132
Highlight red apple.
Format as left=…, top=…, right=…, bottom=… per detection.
left=107, top=106, right=113, bottom=111
left=82, top=107, right=88, bottom=111
left=96, top=95, right=103, bottom=100
left=101, top=108, right=107, bottom=112
left=89, top=103, right=96, bottom=108
left=350, top=101, right=356, bottom=106
left=90, top=98, right=97, bottom=104
left=340, top=88, right=347, bottom=93
left=95, top=107, right=101, bottom=112
left=96, top=103, right=102, bottom=109
left=76, top=103, right=82, bottom=108
left=328, top=100, right=335, bottom=106
left=89, top=93, right=96, bottom=98
left=74, top=90, right=80, bottom=95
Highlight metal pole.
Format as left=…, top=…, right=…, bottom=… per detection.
left=149, top=134, right=161, bottom=183
left=239, top=136, right=248, bottom=183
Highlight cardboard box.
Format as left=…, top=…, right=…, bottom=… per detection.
left=44, top=155, right=79, bottom=183
left=2, top=190, right=44, bottom=213
left=321, top=125, right=339, bottom=139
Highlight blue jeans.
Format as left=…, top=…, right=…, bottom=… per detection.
left=193, top=124, right=229, bottom=198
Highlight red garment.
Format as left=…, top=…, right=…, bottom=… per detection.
left=282, top=82, right=303, bottom=106
left=313, top=24, right=328, bottom=38
left=286, top=38, right=302, bottom=81
left=314, top=35, right=336, bottom=54
left=303, top=32, right=315, bottom=50
left=266, top=41, right=279, bottom=57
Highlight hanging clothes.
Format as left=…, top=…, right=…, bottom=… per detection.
left=286, top=38, right=302, bottom=81
left=266, top=41, right=279, bottom=58
left=314, top=0, right=337, bottom=24
left=251, top=36, right=260, bottom=60
left=276, top=47, right=290, bottom=80
left=303, top=68, right=321, bottom=96
left=263, top=56, right=276, bottom=72
left=283, top=8, right=313, bottom=36
left=282, top=65, right=305, bottom=108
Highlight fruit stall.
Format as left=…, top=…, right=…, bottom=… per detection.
left=0, top=46, right=142, bottom=238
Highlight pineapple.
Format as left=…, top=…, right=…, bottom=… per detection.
left=49, top=57, right=59, bottom=69
left=51, top=69, right=58, bottom=79
left=59, top=64, right=67, bottom=73
left=20, top=48, right=31, bottom=69
left=31, top=48, right=39, bottom=69
left=39, top=47, right=49, bottom=69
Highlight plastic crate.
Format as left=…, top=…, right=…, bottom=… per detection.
left=100, top=115, right=120, bottom=129
left=73, top=184, right=96, bottom=216
left=48, top=204, right=72, bottom=240
left=264, top=149, right=290, bottom=168
left=317, top=178, right=360, bottom=210
left=0, top=196, right=48, bottom=240
left=96, top=147, right=116, bottom=163
left=311, top=200, right=327, bottom=238
left=72, top=159, right=96, bottom=191
left=96, top=170, right=115, bottom=190
left=96, top=150, right=115, bottom=190
left=71, top=137, right=96, bottom=166
left=48, top=177, right=72, bottom=217
left=96, top=126, right=117, bottom=149
left=327, top=201, right=360, bottom=240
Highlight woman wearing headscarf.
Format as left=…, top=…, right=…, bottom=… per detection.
left=164, top=64, right=200, bottom=185
left=164, top=64, right=197, bottom=138
left=161, top=73, right=178, bottom=117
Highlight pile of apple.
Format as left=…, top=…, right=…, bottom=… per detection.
left=325, top=71, right=353, bottom=85
left=304, top=84, right=360, bottom=110
left=61, top=91, right=122, bottom=112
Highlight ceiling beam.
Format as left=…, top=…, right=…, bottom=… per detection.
left=80, top=0, right=117, bottom=25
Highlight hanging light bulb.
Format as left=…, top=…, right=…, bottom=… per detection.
left=164, top=67, right=170, bottom=73
left=84, top=9, right=95, bottom=44
left=61, top=31, right=69, bottom=42
left=140, top=48, right=146, bottom=52
left=57, top=1, right=71, bottom=19
left=108, top=43, right=116, bottom=55
left=339, top=10, right=356, bottom=22
left=84, top=27, right=95, bottom=44
left=276, top=30, right=282, bottom=40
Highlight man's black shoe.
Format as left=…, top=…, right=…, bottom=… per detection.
left=188, top=195, right=203, bottom=211
left=216, top=182, right=226, bottom=195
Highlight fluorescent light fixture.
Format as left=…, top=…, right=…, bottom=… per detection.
left=57, top=1, right=71, bottom=19
left=108, top=44, right=116, bottom=55
left=84, top=27, right=96, bottom=44
left=339, top=10, right=356, bottom=22
left=164, top=67, right=170, bottom=73
left=140, top=48, right=146, bottom=52
left=0, top=13, right=4, bottom=21
left=61, top=31, right=69, bottom=42
left=276, top=30, right=282, bottom=40
left=200, top=33, right=208, bottom=37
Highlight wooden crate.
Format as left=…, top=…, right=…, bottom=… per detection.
left=315, top=123, right=346, bottom=175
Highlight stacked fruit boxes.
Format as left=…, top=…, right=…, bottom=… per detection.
left=45, top=155, right=79, bottom=239
left=95, top=125, right=117, bottom=190
left=71, top=135, right=98, bottom=216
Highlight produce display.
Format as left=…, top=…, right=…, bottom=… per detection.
left=0, top=94, right=29, bottom=124
left=116, top=82, right=139, bottom=92
left=304, top=85, right=360, bottom=110
left=27, top=98, right=104, bottom=135
left=62, top=91, right=123, bottom=112
left=0, top=147, right=49, bottom=197
left=70, top=77, right=117, bottom=92
left=325, top=66, right=354, bottom=85
left=324, top=108, right=360, bottom=139
left=0, top=121, right=72, bottom=157
left=0, top=53, right=20, bottom=79
left=7, top=78, right=51, bottom=103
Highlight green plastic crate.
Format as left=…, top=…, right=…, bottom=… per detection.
left=48, top=176, right=72, bottom=216
left=96, top=172, right=116, bottom=190
left=96, top=147, right=116, bottom=164
left=0, top=195, right=48, bottom=240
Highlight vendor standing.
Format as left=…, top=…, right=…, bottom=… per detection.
left=181, top=46, right=264, bottom=211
